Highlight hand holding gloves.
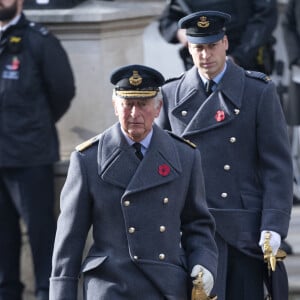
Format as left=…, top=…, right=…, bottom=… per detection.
left=259, top=230, right=281, bottom=255
left=191, top=265, right=214, bottom=295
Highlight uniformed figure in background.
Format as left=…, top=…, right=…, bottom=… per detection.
left=50, top=65, right=218, bottom=300
left=0, top=0, right=75, bottom=299
left=157, top=11, right=293, bottom=300
left=158, top=0, right=277, bottom=73
left=282, top=0, right=300, bottom=205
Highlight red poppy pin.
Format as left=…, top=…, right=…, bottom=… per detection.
left=215, top=110, right=225, bottom=122
left=158, top=164, right=170, bottom=177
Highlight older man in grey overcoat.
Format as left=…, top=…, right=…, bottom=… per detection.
left=50, top=65, right=218, bottom=300
left=157, top=11, right=293, bottom=300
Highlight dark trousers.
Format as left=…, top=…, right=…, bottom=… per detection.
left=226, top=246, right=264, bottom=300
left=0, top=166, right=56, bottom=300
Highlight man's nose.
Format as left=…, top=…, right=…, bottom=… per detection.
left=130, top=105, right=141, bottom=116
left=201, top=48, right=210, bottom=58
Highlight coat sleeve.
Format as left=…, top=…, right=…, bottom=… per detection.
left=180, top=149, right=218, bottom=280
left=50, top=151, right=92, bottom=300
left=40, top=33, right=75, bottom=122
left=256, top=81, right=293, bottom=238
left=230, top=0, right=278, bottom=68
left=158, top=0, right=187, bottom=44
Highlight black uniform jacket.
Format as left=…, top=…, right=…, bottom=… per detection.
left=0, top=14, right=75, bottom=167
left=50, top=123, right=218, bottom=300
left=158, top=60, right=293, bottom=259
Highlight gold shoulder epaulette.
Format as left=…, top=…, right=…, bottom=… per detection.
left=167, top=131, right=197, bottom=148
left=75, top=135, right=100, bottom=152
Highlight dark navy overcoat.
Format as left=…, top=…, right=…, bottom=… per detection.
left=50, top=123, right=218, bottom=300
left=157, top=60, right=293, bottom=299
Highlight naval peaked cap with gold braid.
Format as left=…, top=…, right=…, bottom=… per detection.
left=110, top=64, right=165, bottom=99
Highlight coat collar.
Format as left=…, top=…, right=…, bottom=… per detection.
left=98, top=123, right=182, bottom=193
left=176, top=60, right=244, bottom=108
left=172, top=60, right=245, bottom=135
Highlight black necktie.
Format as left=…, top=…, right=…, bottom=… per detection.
left=205, top=80, right=214, bottom=96
left=132, top=143, right=143, bottom=160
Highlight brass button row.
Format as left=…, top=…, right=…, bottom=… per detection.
left=133, top=253, right=166, bottom=261
left=124, top=197, right=170, bottom=207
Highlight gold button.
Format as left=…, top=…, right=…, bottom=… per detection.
left=159, top=253, right=165, bottom=260
left=128, top=227, right=135, bottom=234
left=160, top=226, right=166, bottom=232
left=221, top=193, right=228, bottom=198
left=163, top=197, right=169, bottom=204
left=124, top=200, right=130, bottom=206
left=229, top=137, right=236, bottom=143
left=224, top=164, right=231, bottom=171
left=181, top=110, right=187, bottom=116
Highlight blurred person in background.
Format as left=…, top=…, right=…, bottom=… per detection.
left=282, top=0, right=300, bottom=206
left=0, top=0, right=75, bottom=299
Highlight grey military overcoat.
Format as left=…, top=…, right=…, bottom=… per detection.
left=158, top=60, right=293, bottom=298
left=50, top=123, right=218, bottom=300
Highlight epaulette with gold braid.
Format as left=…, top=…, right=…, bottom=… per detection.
left=75, top=135, right=100, bottom=152
left=167, top=131, right=196, bottom=148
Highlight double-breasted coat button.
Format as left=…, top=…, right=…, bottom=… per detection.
left=124, top=200, right=130, bottom=206
left=224, top=164, right=231, bottom=171
left=160, top=226, right=166, bottom=232
left=133, top=256, right=138, bottom=260
left=221, top=193, right=228, bottom=198
left=163, top=197, right=169, bottom=204
left=229, top=137, right=236, bottom=143
left=159, top=253, right=165, bottom=260
left=181, top=110, right=187, bottom=116
left=234, top=109, right=240, bottom=115
left=128, top=227, right=135, bottom=234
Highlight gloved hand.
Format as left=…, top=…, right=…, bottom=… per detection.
left=259, top=230, right=281, bottom=255
left=191, top=265, right=214, bottom=295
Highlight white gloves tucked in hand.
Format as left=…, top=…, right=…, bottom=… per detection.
left=191, top=265, right=214, bottom=295
left=258, top=230, right=281, bottom=255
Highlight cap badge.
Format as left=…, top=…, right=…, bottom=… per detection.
left=197, top=16, right=210, bottom=28
left=129, top=70, right=143, bottom=86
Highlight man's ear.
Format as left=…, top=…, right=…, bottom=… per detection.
left=155, top=100, right=163, bottom=118
left=112, top=99, right=119, bottom=116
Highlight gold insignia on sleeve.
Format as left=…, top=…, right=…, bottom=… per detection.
left=10, top=36, right=21, bottom=43
left=129, top=71, right=143, bottom=86
left=197, top=16, right=210, bottom=28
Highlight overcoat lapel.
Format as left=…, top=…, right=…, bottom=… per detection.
left=171, top=61, right=245, bottom=135
left=98, top=124, right=181, bottom=192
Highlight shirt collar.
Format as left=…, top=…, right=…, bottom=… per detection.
left=199, top=62, right=227, bottom=86
left=0, top=14, right=21, bottom=32
left=121, top=126, right=153, bottom=153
